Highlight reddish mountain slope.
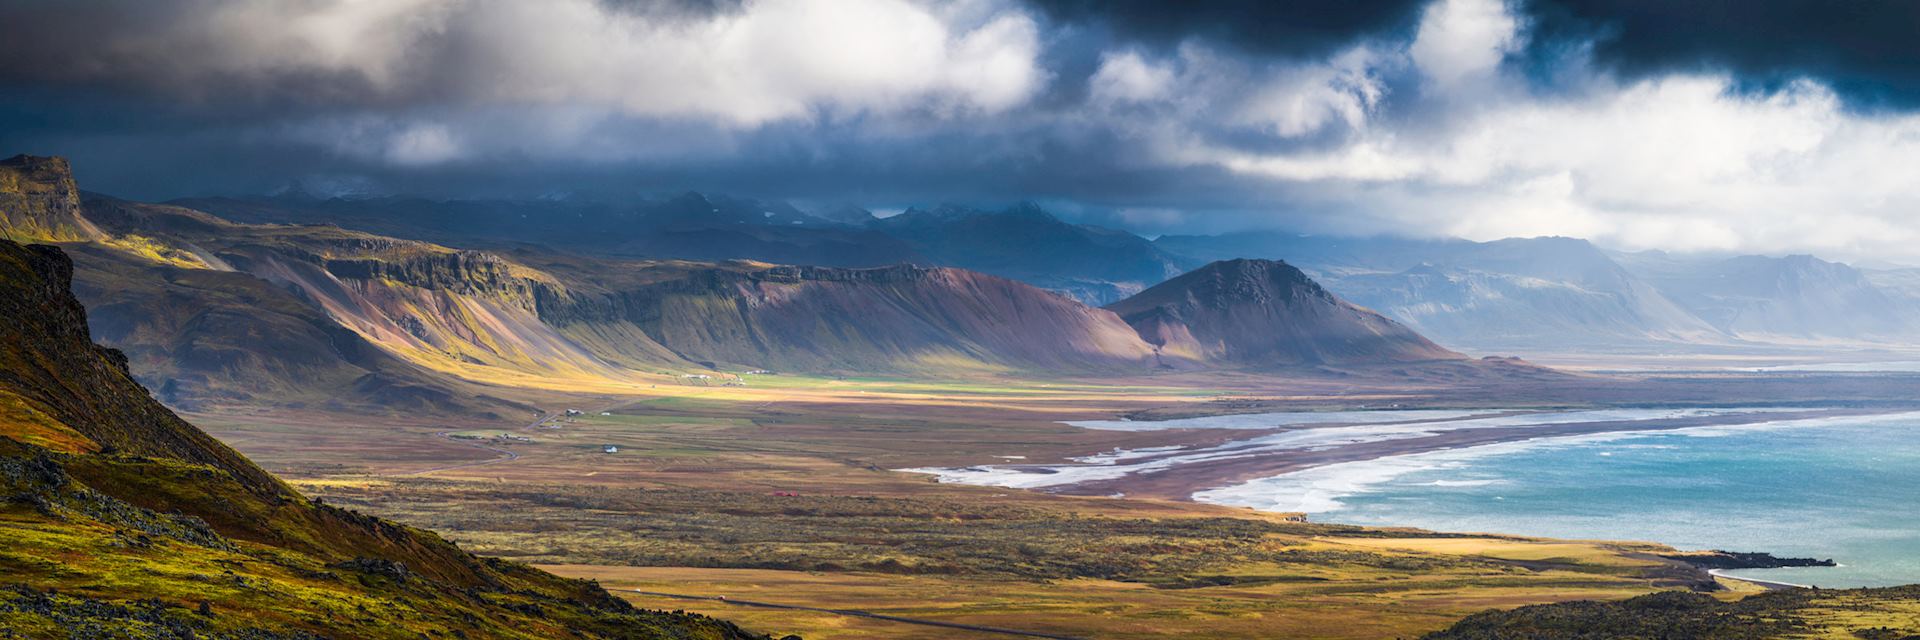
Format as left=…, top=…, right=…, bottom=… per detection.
left=539, top=261, right=1164, bottom=374
left=1105, top=259, right=1462, bottom=367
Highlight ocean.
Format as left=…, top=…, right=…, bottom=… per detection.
left=1195, top=412, right=1920, bottom=588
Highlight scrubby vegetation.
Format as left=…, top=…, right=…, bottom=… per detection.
left=301, top=478, right=1678, bottom=589
left=1426, top=587, right=1920, bottom=639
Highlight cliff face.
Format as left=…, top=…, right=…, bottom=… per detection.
left=0, top=154, right=107, bottom=243
left=325, top=250, right=553, bottom=303
left=1106, top=259, right=1461, bottom=367
left=539, top=262, right=1163, bottom=373
left=0, top=239, right=763, bottom=639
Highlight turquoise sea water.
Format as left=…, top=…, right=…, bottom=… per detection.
left=1197, top=412, right=1920, bottom=587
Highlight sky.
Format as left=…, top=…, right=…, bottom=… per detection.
left=3, top=0, right=1920, bottom=261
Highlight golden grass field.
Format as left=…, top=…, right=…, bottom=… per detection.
left=181, top=368, right=1893, bottom=639
left=169, top=368, right=1748, bottom=639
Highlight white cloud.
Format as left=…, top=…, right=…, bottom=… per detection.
left=1409, top=0, right=1521, bottom=89
left=1089, top=51, right=1176, bottom=105
left=383, top=123, right=462, bottom=167
left=18, top=0, right=1920, bottom=263
left=1090, top=0, right=1920, bottom=262
left=1234, top=48, right=1387, bottom=137
left=188, top=0, right=453, bottom=90
left=45, top=0, right=1048, bottom=129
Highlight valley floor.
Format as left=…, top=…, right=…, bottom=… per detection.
left=185, top=367, right=1920, bottom=639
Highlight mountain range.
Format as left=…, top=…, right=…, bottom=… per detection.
left=16, top=150, right=1919, bottom=416
left=1612, top=250, right=1914, bottom=341
left=3, top=154, right=1477, bottom=414
left=177, top=194, right=1182, bottom=306
left=178, top=184, right=1920, bottom=358
left=1160, top=232, right=1920, bottom=353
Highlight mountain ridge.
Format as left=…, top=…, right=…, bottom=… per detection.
left=7, top=155, right=1536, bottom=412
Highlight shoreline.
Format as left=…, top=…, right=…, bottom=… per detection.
left=1062, top=407, right=1894, bottom=500
left=906, top=406, right=1916, bottom=595
left=1708, top=569, right=1811, bottom=591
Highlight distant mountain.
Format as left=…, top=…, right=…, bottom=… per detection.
left=1105, top=259, right=1461, bottom=366
left=1331, top=264, right=1714, bottom=351
left=1157, top=232, right=1720, bottom=352
left=0, top=238, right=761, bottom=639
left=183, top=194, right=1186, bottom=305
left=1616, top=251, right=1912, bottom=341
left=1156, top=230, right=1447, bottom=274
left=812, top=203, right=880, bottom=225
left=175, top=191, right=925, bottom=268
left=873, top=203, right=1184, bottom=304
left=1862, top=266, right=1920, bottom=317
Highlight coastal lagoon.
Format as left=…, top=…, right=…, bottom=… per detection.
left=1197, top=412, right=1920, bottom=588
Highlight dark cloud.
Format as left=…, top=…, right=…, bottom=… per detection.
left=5, top=0, right=1920, bottom=259
left=1025, top=0, right=1427, bottom=57
left=1520, top=0, right=1920, bottom=109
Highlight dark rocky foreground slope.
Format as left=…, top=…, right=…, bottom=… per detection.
left=0, top=239, right=773, bottom=639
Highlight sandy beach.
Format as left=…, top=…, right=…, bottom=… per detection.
left=917, top=407, right=1895, bottom=502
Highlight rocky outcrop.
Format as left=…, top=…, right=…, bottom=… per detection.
left=0, top=154, right=106, bottom=243
left=1662, top=550, right=1837, bottom=571
left=325, top=250, right=562, bottom=309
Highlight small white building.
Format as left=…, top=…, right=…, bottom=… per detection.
left=602, top=445, right=619, bottom=454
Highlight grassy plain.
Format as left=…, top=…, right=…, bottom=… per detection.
left=294, top=476, right=1699, bottom=640
left=185, top=367, right=1920, bottom=639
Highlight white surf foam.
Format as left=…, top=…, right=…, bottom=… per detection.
left=1063, top=409, right=1496, bottom=432
left=1194, top=410, right=1920, bottom=515
left=900, top=407, right=1811, bottom=490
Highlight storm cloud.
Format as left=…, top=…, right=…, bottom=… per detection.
left=3, top=0, right=1920, bottom=262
